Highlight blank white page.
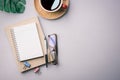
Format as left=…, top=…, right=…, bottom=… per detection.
left=12, top=23, right=43, bottom=61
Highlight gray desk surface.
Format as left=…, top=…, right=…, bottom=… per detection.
left=0, top=0, right=120, bottom=80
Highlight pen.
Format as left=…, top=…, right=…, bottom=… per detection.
left=45, top=54, right=48, bottom=67
left=44, top=37, right=48, bottom=68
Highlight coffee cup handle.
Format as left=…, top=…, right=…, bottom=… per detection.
left=61, top=4, right=68, bottom=9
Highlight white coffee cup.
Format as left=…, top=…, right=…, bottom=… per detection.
left=39, top=0, right=63, bottom=12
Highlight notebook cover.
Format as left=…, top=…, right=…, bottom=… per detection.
left=5, top=17, right=53, bottom=72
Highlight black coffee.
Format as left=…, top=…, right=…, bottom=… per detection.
left=41, top=0, right=61, bottom=11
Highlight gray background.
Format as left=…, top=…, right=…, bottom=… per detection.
left=0, top=0, right=120, bottom=80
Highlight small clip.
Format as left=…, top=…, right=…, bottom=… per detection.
left=34, top=67, right=40, bottom=73
left=24, top=61, right=31, bottom=68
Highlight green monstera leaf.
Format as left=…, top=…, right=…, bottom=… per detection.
left=16, top=1, right=25, bottom=13
left=4, top=0, right=11, bottom=12
left=0, top=0, right=26, bottom=13
left=0, top=0, right=4, bottom=11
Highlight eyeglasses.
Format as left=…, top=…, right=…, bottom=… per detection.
left=48, top=34, right=58, bottom=65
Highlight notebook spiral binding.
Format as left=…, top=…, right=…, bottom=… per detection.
left=10, top=29, right=20, bottom=61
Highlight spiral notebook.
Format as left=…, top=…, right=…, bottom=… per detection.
left=5, top=17, right=53, bottom=72
left=11, top=22, right=43, bottom=61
